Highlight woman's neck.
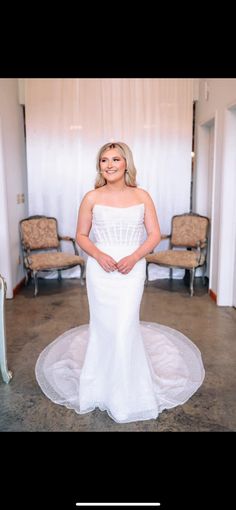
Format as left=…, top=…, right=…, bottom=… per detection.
left=105, top=181, right=128, bottom=193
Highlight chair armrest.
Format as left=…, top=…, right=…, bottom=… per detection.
left=200, top=238, right=207, bottom=249
left=58, top=236, right=79, bottom=255
left=195, top=238, right=207, bottom=249
left=59, top=235, right=74, bottom=242
left=193, top=239, right=208, bottom=264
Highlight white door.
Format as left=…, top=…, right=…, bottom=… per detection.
left=0, top=118, right=13, bottom=298
left=205, top=123, right=214, bottom=279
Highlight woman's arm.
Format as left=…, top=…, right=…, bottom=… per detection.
left=76, top=193, right=99, bottom=259
left=133, top=192, right=161, bottom=261
left=116, top=192, right=161, bottom=274
left=76, top=193, right=117, bottom=272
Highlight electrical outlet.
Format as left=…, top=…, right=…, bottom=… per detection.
left=17, top=193, right=25, bottom=204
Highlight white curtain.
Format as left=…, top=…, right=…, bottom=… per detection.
left=25, top=78, right=193, bottom=279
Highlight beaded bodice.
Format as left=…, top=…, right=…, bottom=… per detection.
left=92, top=203, right=145, bottom=246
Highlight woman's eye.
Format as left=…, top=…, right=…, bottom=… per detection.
left=100, top=158, right=120, bottom=163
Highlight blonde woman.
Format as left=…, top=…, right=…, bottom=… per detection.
left=35, top=142, right=205, bottom=423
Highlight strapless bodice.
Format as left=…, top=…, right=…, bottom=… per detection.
left=91, top=203, right=145, bottom=246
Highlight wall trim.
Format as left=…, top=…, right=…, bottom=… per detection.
left=209, top=288, right=217, bottom=302
left=13, top=277, right=26, bottom=297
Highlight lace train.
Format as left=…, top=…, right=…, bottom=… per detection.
left=35, top=321, right=205, bottom=423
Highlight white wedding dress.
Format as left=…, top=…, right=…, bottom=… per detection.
left=35, top=203, right=205, bottom=423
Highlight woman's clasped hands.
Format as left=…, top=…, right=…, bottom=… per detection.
left=96, top=252, right=138, bottom=274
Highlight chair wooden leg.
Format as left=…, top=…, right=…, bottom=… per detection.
left=170, top=267, right=173, bottom=280
left=190, top=268, right=195, bottom=297
left=58, top=269, right=62, bottom=281
left=80, top=264, right=85, bottom=285
left=25, top=270, right=31, bottom=286
left=202, top=263, right=207, bottom=286
left=33, top=271, right=39, bottom=297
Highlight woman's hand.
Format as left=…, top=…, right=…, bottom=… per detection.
left=116, top=254, right=138, bottom=274
left=95, top=251, right=117, bottom=272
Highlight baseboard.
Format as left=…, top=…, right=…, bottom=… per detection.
left=209, top=288, right=217, bottom=302
left=13, top=277, right=26, bottom=297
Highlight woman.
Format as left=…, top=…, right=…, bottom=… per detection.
left=35, top=142, right=205, bottom=423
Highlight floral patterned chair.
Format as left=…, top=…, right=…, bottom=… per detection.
left=145, top=212, right=209, bottom=296
left=20, top=215, right=85, bottom=296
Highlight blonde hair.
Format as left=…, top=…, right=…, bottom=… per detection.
left=95, top=142, right=137, bottom=188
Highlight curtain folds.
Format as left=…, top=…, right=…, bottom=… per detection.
left=25, top=79, right=193, bottom=279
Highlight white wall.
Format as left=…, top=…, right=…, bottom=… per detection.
left=2, top=77, right=235, bottom=305
left=194, top=79, right=236, bottom=306
left=0, top=79, right=28, bottom=298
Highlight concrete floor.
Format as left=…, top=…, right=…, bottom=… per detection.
left=1, top=277, right=236, bottom=431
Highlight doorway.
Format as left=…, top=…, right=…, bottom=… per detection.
left=217, top=104, right=236, bottom=306
left=0, top=118, right=13, bottom=298
left=193, top=116, right=215, bottom=288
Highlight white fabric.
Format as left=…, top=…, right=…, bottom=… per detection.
left=35, top=204, right=205, bottom=423
left=91, top=203, right=145, bottom=245
left=25, top=78, right=194, bottom=279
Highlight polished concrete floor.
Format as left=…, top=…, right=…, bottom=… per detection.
left=1, top=277, right=236, bottom=431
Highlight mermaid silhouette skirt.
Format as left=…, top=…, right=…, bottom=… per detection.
left=35, top=204, right=205, bottom=423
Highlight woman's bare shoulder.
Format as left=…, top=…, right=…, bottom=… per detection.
left=135, top=187, right=153, bottom=203
left=81, top=189, right=100, bottom=206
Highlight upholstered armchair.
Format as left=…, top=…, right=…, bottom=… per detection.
left=20, top=215, right=85, bottom=296
left=145, top=212, right=209, bottom=296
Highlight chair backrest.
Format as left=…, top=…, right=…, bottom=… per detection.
left=171, top=213, right=209, bottom=248
left=20, top=215, right=60, bottom=250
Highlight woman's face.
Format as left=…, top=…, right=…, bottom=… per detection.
left=100, top=148, right=126, bottom=183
